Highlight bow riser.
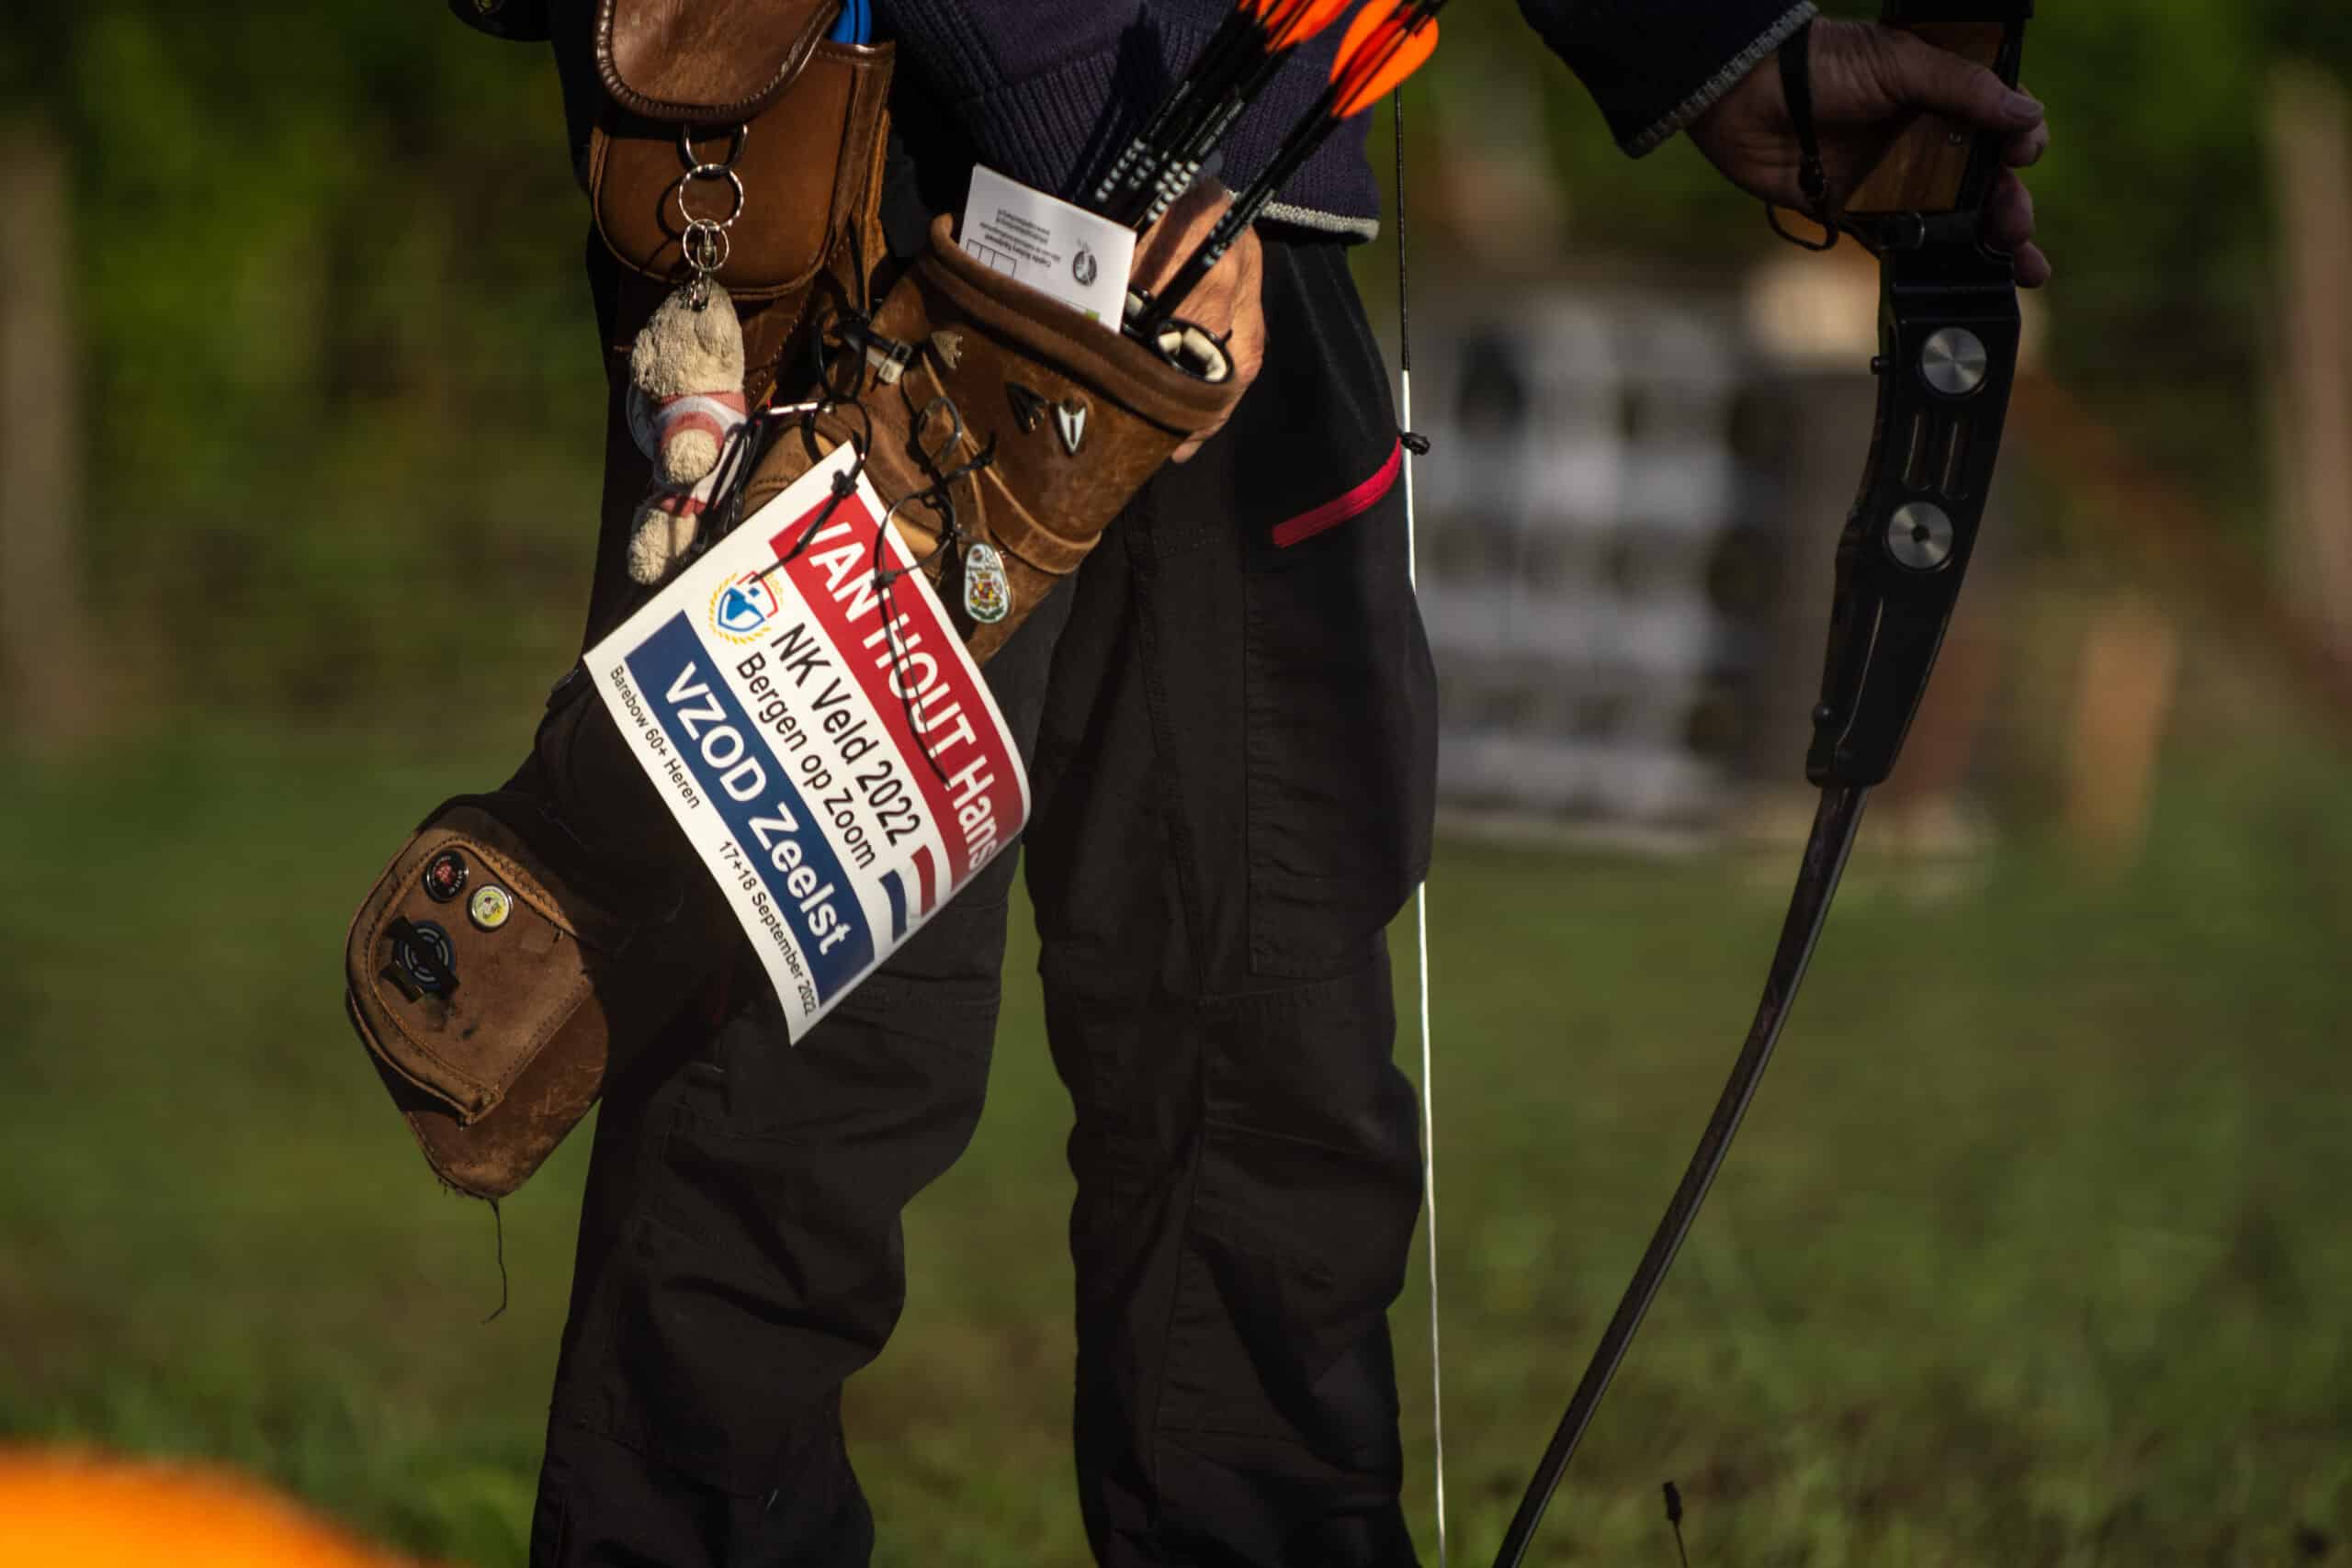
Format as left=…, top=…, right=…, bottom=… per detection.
left=1807, top=9, right=2029, bottom=788
left=1810, top=250, right=2020, bottom=786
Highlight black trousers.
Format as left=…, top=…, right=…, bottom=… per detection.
left=531, top=234, right=1438, bottom=1567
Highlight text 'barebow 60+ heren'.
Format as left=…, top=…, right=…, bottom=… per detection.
left=1491, top=4, right=2031, bottom=1562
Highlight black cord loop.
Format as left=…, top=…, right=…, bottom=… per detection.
left=1766, top=19, right=1841, bottom=253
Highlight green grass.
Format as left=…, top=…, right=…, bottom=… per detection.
left=3, top=724, right=2348, bottom=1566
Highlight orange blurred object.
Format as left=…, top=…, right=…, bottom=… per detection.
left=0, top=1450, right=431, bottom=1568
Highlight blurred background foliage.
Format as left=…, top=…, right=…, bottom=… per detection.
left=3, top=2, right=596, bottom=713
left=0, top=0, right=2342, bottom=715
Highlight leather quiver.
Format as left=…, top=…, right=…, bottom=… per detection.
left=345, top=682, right=734, bottom=1201
left=742, top=214, right=1241, bottom=662
left=586, top=0, right=894, bottom=402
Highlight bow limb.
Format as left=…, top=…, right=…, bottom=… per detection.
left=1491, top=7, right=2030, bottom=1563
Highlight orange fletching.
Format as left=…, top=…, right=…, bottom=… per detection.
left=1331, top=0, right=1408, bottom=77
left=1337, top=15, right=1436, bottom=117
left=1271, top=0, right=1352, bottom=48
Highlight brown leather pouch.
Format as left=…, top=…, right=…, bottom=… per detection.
left=345, top=675, right=736, bottom=1200
left=743, top=215, right=1240, bottom=661
left=586, top=0, right=894, bottom=397
left=346, top=795, right=612, bottom=1199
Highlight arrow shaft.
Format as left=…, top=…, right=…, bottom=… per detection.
left=1147, top=5, right=1442, bottom=320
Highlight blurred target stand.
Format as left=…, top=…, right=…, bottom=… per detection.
left=1397, top=124, right=2052, bottom=860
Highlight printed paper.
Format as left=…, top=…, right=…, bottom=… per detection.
left=585, top=446, right=1030, bottom=1040
left=959, top=164, right=1137, bottom=325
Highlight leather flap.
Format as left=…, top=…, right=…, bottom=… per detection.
left=596, top=0, right=841, bottom=122
left=353, top=992, right=608, bottom=1203
left=590, top=39, right=896, bottom=298
left=345, top=798, right=626, bottom=1122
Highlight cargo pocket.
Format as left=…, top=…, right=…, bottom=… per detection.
left=565, top=1099, right=888, bottom=1497
left=1240, top=464, right=1437, bottom=980
left=1161, top=966, right=1423, bottom=1461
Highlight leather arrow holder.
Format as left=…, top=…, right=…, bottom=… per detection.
left=586, top=0, right=895, bottom=402
left=741, top=215, right=1241, bottom=663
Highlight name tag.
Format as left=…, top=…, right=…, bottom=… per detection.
left=585, top=446, right=1030, bottom=1039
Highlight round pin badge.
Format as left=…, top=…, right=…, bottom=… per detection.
left=423, top=850, right=469, bottom=903
left=469, top=886, right=514, bottom=932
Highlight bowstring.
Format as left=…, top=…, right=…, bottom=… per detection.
left=1395, top=82, right=1448, bottom=1568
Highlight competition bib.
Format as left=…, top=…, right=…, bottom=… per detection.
left=585, top=446, right=1030, bottom=1040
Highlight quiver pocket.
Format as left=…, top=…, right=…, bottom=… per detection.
left=345, top=682, right=737, bottom=1200
left=585, top=0, right=895, bottom=402
left=741, top=215, right=1242, bottom=662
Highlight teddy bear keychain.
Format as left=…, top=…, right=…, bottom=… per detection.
left=623, top=178, right=752, bottom=585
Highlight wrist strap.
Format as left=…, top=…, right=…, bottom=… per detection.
left=1767, top=19, right=1840, bottom=253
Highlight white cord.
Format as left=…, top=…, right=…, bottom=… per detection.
left=1401, top=363, right=1449, bottom=1568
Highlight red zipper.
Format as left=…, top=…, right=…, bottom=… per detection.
left=1271, top=440, right=1403, bottom=549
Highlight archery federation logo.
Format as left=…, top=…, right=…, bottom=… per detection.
left=1071, top=244, right=1099, bottom=288
left=709, top=571, right=783, bottom=646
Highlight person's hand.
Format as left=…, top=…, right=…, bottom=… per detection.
left=1130, top=178, right=1267, bottom=462
left=1687, top=18, right=2052, bottom=287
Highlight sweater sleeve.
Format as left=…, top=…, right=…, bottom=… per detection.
left=878, top=0, right=1149, bottom=197
left=1517, top=0, right=1817, bottom=156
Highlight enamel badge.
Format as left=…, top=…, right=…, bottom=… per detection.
left=469, top=885, right=514, bottom=931
left=1055, top=397, right=1090, bottom=457
left=423, top=850, right=469, bottom=903
left=963, top=541, right=1012, bottom=626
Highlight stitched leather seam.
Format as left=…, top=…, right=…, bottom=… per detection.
left=593, top=0, right=834, bottom=124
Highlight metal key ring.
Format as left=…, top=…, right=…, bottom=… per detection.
left=680, top=219, right=731, bottom=276
left=674, top=121, right=749, bottom=175
left=668, top=167, right=747, bottom=234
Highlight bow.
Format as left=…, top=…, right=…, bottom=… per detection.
left=1489, top=6, right=2032, bottom=1562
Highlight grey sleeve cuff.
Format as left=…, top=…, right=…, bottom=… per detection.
left=1624, top=2, right=1819, bottom=156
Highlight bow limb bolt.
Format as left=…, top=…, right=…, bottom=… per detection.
left=1490, top=6, right=2031, bottom=1563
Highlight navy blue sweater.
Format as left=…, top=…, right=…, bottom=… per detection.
left=878, top=0, right=1815, bottom=234
left=503, top=1, right=1815, bottom=235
